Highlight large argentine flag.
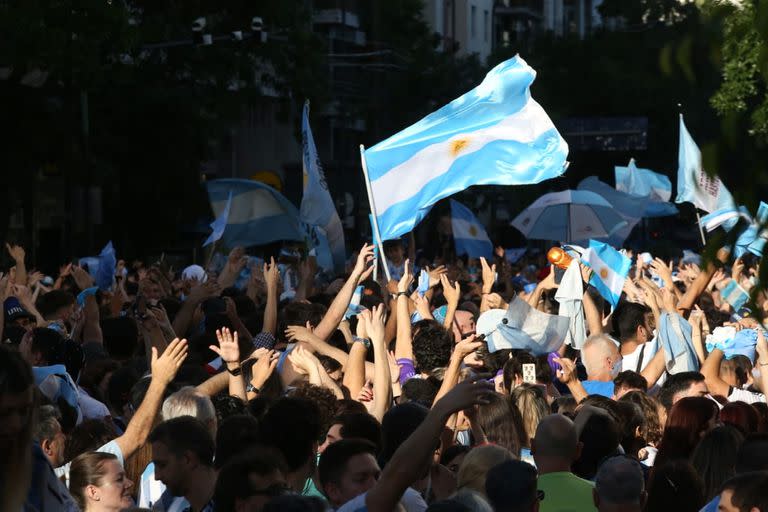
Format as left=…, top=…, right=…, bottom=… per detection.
left=301, top=102, right=346, bottom=273
left=450, top=199, right=493, bottom=259
left=581, top=240, right=631, bottom=308
left=676, top=115, right=735, bottom=213
left=205, top=179, right=304, bottom=248
left=364, top=56, right=568, bottom=241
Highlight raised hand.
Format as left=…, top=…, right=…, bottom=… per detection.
left=453, top=335, right=483, bottom=360
left=353, top=244, right=375, bottom=279
left=397, top=259, right=413, bottom=293
left=71, top=265, right=95, bottom=290
left=413, top=294, right=433, bottom=320
left=732, top=257, right=745, bottom=283
left=250, top=349, right=279, bottom=389
left=188, top=280, right=220, bottom=303
left=151, top=338, right=188, bottom=386
left=440, top=274, right=461, bottom=305
left=651, top=258, right=674, bottom=287
left=263, top=257, right=280, bottom=293
left=364, top=304, right=386, bottom=343
left=427, top=265, right=448, bottom=288
left=479, top=257, right=496, bottom=294
left=285, top=322, right=317, bottom=344
left=433, top=378, right=495, bottom=418
left=552, top=356, right=577, bottom=385
left=211, top=327, right=240, bottom=364
left=6, top=243, right=25, bottom=263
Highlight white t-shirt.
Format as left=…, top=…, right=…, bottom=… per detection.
left=336, top=487, right=427, bottom=512
left=55, top=439, right=124, bottom=485
left=728, top=387, right=766, bottom=404
left=621, top=338, right=667, bottom=388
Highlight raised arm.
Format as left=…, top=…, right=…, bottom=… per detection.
left=115, top=338, right=187, bottom=459
left=432, top=337, right=482, bottom=406
left=479, top=257, right=496, bottom=314
left=580, top=265, right=602, bottom=336
left=527, top=265, right=557, bottom=309
left=676, top=249, right=727, bottom=314
left=441, top=275, right=461, bottom=330
left=313, top=244, right=374, bottom=341
left=553, top=356, right=588, bottom=403
left=394, top=260, right=415, bottom=361
left=701, top=347, right=730, bottom=397
left=210, top=327, right=247, bottom=401
left=6, top=243, right=27, bottom=286
left=262, top=257, right=279, bottom=337
left=365, top=304, right=392, bottom=421
left=173, top=280, right=219, bottom=338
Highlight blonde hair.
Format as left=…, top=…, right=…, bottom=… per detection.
left=69, top=452, right=118, bottom=510
left=511, top=383, right=549, bottom=447
left=457, top=445, right=515, bottom=496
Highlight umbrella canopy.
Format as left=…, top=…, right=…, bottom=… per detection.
left=511, top=190, right=627, bottom=243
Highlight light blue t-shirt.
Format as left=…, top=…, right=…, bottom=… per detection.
left=581, top=380, right=615, bottom=398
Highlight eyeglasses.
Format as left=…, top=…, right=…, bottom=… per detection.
left=247, top=483, right=292, bottom=498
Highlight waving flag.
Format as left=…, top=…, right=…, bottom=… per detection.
left=581, top=240, right=631, bottom=308
left=615, top=159, right=678, bottom=218
left=676, top=115, right=735, bottom=213
left=364, top=56, right=568, bottom=241
left=577, top=176, right=648, bottom=246
left=205, top=179, right=304, bottom=248
left=204, top=191, right=232, bottom=247
left=699, top=205, right=751, bottom=233
left=451, top=199, right=493, bottom=259
left=301, top=102, right=346, bottom=272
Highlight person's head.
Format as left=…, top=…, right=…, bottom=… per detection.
left=619, top=391, right=664, bottom=448
left=485, top=459, right=541, bottom=512
left=452, top=309, right=477, bottom=342
left=400, top=377, right=439, bottom=407
left=593, top=456, right=646, bottom=512
left=318, top=439, right=380, bottom=508
left=531, top=414, right=581, bottom=469
left=721, top=358, right=750, bottom=389
left=412, top=320, right=453, bottom=374
left=69, top=452, right=133, bottom=512
left=65, top=419, right=120, bottom=462
left=161, top=386, right=217, bottom=436
left=719, top=471, right=768, bottom=512
left=691, top=425, right=745, bottom=501
left=379, top=402, right=429, bottom=468
left=457, top=445, right=515, bottom=497
left=612, top=371, right=648, bottom=399
left=721, top=401, right=761, bottom=436
left=510, top=383, right=549, bottom=448
left=658, top=371, right=708, bottom=411
left=0, top=345, right=35, bottom=512
left=34, top=405, right=66, bottom=467
left=655, top=396, right=720, bottom=468
left=36, top=289, right=76, bottom=322
left=475, top=393, right=525, bottom=457
left=214, top=446, right=289, bottom=512
left=383, top=240, right=405, bottom=264
left=19, top=327, right=66, bottom=366
left=736, top=434, right=768, bottom=473
left=441, top=444, right=472, bottom=474
left=572, top=407, right=621, bottom=480
left=613, top=302, right=654, bottom=344
left=644, top=460, right=705, bottom=512
left=149, top=416, right=216, bottom=497
left=215, top=414, right=261, bottom=469
left=4, top=297, right=36, bottom=330
left=581, top=334, right=622, bottom=381
left=257, top=397, right=323, bottom=484
left=139, top=278, right=164, bottom=303
left=288, top=382, right=339, bottom=438
left=319, top=413, right=382, bottom=454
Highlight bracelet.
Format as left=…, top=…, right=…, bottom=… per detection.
left=226, top=365, right=242, bottom=377
left=352, top=336, right=371, bottom=349
left=760, top=362, right=768, bottom=367
left=394, top=291, right=408, bottom=298
left=247, top=383, right=261, bottom=393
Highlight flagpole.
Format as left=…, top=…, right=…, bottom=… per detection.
left=695, top=211, right=706, bottom=246
left=359, top=145, right=392, bottom=282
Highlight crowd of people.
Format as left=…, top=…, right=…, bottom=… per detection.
left=2, top=236, right=768, bottom=512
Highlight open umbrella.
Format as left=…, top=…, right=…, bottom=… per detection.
left=511, top=190, right=627, bottom=243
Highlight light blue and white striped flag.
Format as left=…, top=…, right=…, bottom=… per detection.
left=364, top=56, right=568, bottom=241
left=581, top=240, right=631, bottom=308
left=205, top=179, right=304, bottom=248
left=615, top=158, right=678, bottom=218
left=450, top=199, right=493, bottom=259
left=301, top=102, right=346, bottom=273
left=699, top=205, right=751, bottom=233
left=204, top=191, right=232, bottom=247
left=676, top=114, right=735, bottom=213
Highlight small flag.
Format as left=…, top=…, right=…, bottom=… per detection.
left=95, top=242, right=117, bottom=291
left=344, top=285, right=365, bottom=319
left=204, top=191, right=232, bottom=247
left=581, top=240, right=631, bottom=308
left=417, top=269, right=430, bottom=297
left=699, top=205, right=751, bottom=233
left=721, top=279, right=749, bottom=311
left=450, top=199, right=493, bottom=259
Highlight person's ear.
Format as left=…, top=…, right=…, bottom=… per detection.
left=41, top=438, right=53, bottom=458
left=86, top=484, right=100, bottom=502
left=635, top=425, right=643, bottom=438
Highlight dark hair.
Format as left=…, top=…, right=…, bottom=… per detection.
left=475, top=393, right=525, bottom=458
left=288, top=382, right=339, bottom=436
left=613, top=370, right=648, bottom=393
left=736, top=433, right=768, bottom=473
left=620, top=391, right=663, bottom=445
left=551, top=396, right=577, bottom=417
left=485, top=459, right=539, bottom=512
left=691, top=426, right=744, bottom=501
left=262, top=495, right=327, bottom=512
left=721, top=401, right=760, bottom=435
left=278, top=303, right=326, bottom=342
left=78, top=359, right=119, bottom=405
left=613, top=302, right=651, bottom=342
left=149, top=416, right=215, bottom=467
left=101, top=317, right=139, bottom=360
left=379, top=402, right=429, bottom=468
left=332, top=413, right=383, bottom=453
left=335, top=399, right=368, bottom=416
left=65, top=419, right=120, bottom=462
left=657, top=371, right=706, bottom=410
left=215, top=414, right=261, bottom=470
left=317, top=355, right=342, bottom=376
left=503, top=351, right=536, bottom=392
left=30, top=327, right=66, bottom=365
left=655, top=396, right=719, bottom=468
left=36, top=290, right=75, bottom=320
left=412, top=320, right=453, bottom=374
left=106, top=365, right=140, bottom=415
left=34, top=405, right=61, bottom=444
left=213, top=446, right=288, bottom=511
left=211, top=394, right=246, bottom=424
left=401, top=378, right=439, bottom=407
left=258, top=397, right=323, bottom=471
left=644, top=460, right=705, bottom=512
left=440, top=444, right=471, bottom=467
left=572, top=412, right=621, bottom=480
left=318, top=438, right=378, bottom=492
left=68, top=452, right=119, bottom=510
left=720, top=471, right=768, bottom=512
left=612, top=400, right=646, bottom=457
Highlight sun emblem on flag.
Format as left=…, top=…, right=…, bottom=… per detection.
left=599, top=268, right=609, bottom=280
left=450, top=137, right=471, bottom=157
left=469, top=225, right=478, bottom=237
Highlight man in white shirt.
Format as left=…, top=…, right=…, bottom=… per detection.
left=613, top=302, right=666, bottom=387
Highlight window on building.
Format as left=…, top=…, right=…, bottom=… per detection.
left=484, top=9, right=488, bottom=42
left=471, top=5, right=476, bottom=39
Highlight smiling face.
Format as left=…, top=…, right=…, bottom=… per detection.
left=87, top=459, right=133, bottom=511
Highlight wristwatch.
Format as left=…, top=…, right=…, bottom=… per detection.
left=226, top=363, right=242, bottom=376
left=352, top=336, right=371, bottom=349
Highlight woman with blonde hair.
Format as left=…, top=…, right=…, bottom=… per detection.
left=456, top=444, right=515, bottom=498
left=511, top=383, right=549, bottom=465
left=69, top=451, right=134, bottom=511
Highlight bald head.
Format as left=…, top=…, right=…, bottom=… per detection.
left=532, top=414, right=578, bottom=459
left=582, top=334, right=620, bottom=378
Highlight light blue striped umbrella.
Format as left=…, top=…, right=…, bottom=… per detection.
left=511, top=190, right=627, bottom=243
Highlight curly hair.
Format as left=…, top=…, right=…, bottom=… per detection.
left=288, top=382, right=339, bottom=436
left=412, top=320, right=453, bottom=374
left=620, top=391, right=664, bottom=446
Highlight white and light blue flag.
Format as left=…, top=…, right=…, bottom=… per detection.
left=301, top=101, right=346, bottom=273
left=676, top=114, right=735, bottom=213
left=615, top=159, right=678, bottom=218
left=204, top=191, right=232, bottom=247
left=699, top=204, right=751, bottom=233
left=364, top=56, right=569, bottom=241
left=735, top=202, right=768, bottom=258
left=344, top=285, right=365, bottom=319
left=577, top=176, right=648, bottom=246
left=450, top=199, right=493, bottom=259
left=205, top=179, right=304, bottom=248
left=581, top=239, right=631, bottom=308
